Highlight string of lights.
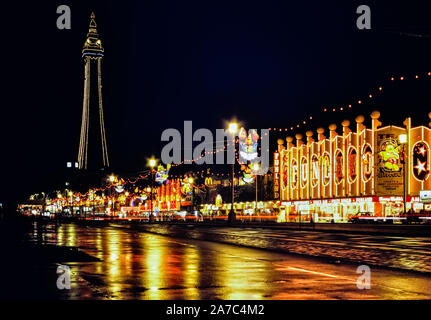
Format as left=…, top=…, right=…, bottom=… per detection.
left=267, top=71, right=431, bottom=133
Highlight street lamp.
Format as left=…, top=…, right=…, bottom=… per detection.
left=399, top=134, right=408, bottom=214
left=188, top=177, right=195, bottom=218
left=227, top=121, right=239, bottom=223
left=108, top=174, right=116, bottom=218
left=148, top=158, right=157, bottom=222
left=252, top=163, right=260, bottom=217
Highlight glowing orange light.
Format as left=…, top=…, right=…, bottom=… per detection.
left=358, top=100, right=362, bottom=104
left=400, top=76, right=404, bottom=80
left=379, top=87, right=382, bottom=91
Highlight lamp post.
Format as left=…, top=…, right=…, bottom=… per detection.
left=188, top=177, right=195, bottom=219
left=148, top=158, right=157, bottom=222
left=252, top=163, right=260, bottom=217
left=108, top=174, right=116, bottom=218
left=227, top=121, right=239, bottom=223
left=399, top=134, right=408, bottom=214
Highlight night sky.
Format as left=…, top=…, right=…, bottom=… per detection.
left=2, top=0, right=431, bottom=204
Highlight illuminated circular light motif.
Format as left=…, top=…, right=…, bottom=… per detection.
left=347, top=147, right=357, bottom=183
left=334, top=150, right=344, bottom=184
left=311, top=155, right=319, bottom=188
left=300, top=157, right=308, bottom=188
left=362, top=144, right=373, bottom=182
left=290, top=159, right=298, bottom=189
left=321, top=153, right=331, bottom=186
left=413, top=142, right=430, bottom=181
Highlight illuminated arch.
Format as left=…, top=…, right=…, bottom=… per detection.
left=347, top=146, right=357, bottom=183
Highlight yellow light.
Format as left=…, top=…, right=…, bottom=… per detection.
left=188, top=177, right=194, bottom=184
left=148, top=158, right=157, bottom=168
left=228, top=122, right=239, bottom=134
left=68, top=192, right=73, bottom=197
left=109, top=175, right=116, bottom=183
left=146, top=187, right=151, bottom=192
left=252, top=163, right=260, bottom=172
left=125, top=192, right=129, bottom=197
left=399, top=134, right=407, bottom=144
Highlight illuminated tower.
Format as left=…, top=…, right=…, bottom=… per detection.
left=78, top=12, right=109, bottom=170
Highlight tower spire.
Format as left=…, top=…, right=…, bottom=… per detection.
left=78, top=12, right=110, bottom=170
left=82, top=12, right=104, bottom=58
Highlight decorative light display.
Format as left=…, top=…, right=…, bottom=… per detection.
left=215, top=194, right=223, bottom=207
left=238, top=128, right=259, bottom=161
left=181, top=179, right=193, bottom=195
left=241, top=164, right=254, bottom=184
left=377, top=139, right=401, bottom=172
left=155, top=164, right=171, bottom=184
left=413, top=142, right=430, bottom=181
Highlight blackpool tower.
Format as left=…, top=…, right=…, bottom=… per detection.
left=77, top=12, right=109, bottom=170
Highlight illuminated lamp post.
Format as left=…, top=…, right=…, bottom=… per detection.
left=188, top=177, right=195, bottom=218
left=252, top=163, right=260, bottom=217
left=227, top=121, right=239, bottom=223
left=108, top=174, right=116, bottom=218
left=148, top=158, right=157, bottom=222
left=399, top=134, right=408, bottom=214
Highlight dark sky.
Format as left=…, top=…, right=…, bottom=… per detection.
left=2, top=0, right=431, bottom=203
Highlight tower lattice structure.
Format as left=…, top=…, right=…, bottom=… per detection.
left=78, top=12, right=109, bottom=170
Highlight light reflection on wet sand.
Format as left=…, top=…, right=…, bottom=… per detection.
left=31, top=223, right=431, bottom=300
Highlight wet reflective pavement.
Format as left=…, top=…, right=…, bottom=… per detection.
left=26, top=222, right=431, bottom=300
left=132, top=224, right=431, bottom=273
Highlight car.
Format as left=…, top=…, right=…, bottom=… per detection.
left=348, top=212, right=374, bottom=224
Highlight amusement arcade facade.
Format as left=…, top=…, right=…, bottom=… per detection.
left=274, top=111, right=431, bottom=222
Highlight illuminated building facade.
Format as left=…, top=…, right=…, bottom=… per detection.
left=274, top=111, right=431, bottom=222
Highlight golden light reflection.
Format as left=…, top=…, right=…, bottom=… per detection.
left=142, top=234, right=163, bottom=299
left=67, top=224, right=76, bottom=247
left=183, top=245, right=200, bottom=299
left=57, top=225, right=64, bottom=246
left=106, top=230, right=123, bottom=297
